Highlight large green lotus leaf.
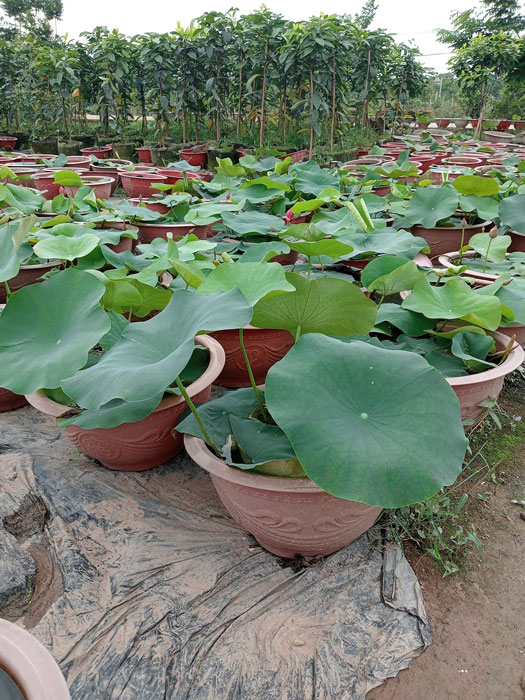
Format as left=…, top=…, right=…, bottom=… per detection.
left=99, top=311, right=129, bottom=351
left=374, top=303, right=431, bottom=336
left=265, top=335, right=467, bottom=507
left=40, top=222, right=87, bottom=238
left=240, top=176, right=290, bottom=192
left=403, top=186, right=458, bottom=228
left=450, top=330, right=496, bottom=372
left=453, top=175, right=499, bottom=196
left=281, top=222, right=325, bottom=241
left=251, top=271, right=377, bottom=337
left=221, top=211, right=284, bottom=237
left=361, top=256, right=421, bottom=294
left=228, top=415, right=305, bottom=477
left=58, top=393, right=164, bottom=430
left=494, top=278, right=525, bottom=324
left=464, top=233, right=511, bottom=263
left=101, top=278, right=172, bottom=317
left=287, top=239, right=354, bottom=259
left=0, top=216, right=37, bottom=282
left=402, top=276, right=502, bottom=330
left=498, top=194, right=525, bottom=234
left=238, top=242, right=290, bottom=263
left=113, top=201, right=163, bottom=222
left=53, top=170, right=83, bottom=187
left=339, top=230, right=429, bottom=259
left=1, top=184, right=44, bottom=214
left=312, top=208, right=358, bottom=236
left=290, top=161, right=341, bottom=195
left=0, top=269, right=110, bottom=394
left=61, top=288, right=252, bottom=410
left=459, top=195, right=499, bottom=222
left=177, top=387, right=260, bottom=446
left=196, top=261, right=295, bottom=305
left=33, top=233, right=99, bottom=261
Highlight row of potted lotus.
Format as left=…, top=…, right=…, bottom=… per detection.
left=0, top=145, right=523, bottom=560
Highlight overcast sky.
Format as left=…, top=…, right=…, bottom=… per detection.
left=17, top=0, right=510, bottom=72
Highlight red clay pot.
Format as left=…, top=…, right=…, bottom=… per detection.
left=513, top=120, right=525, bottom=130
left=1, top=166, right=43, bottom=187
left=184, top=435, right=381, bottom=558
left=156, top=167, right=211, bottom=183
left=120, top=171, right=167, bottom=198
left=26, top=335, right=225, bottom=472
left=443, top=156, right=483, bottom=167
left=210, top=326, right=294, bottom=387
left=497, top=120, right=512, bottom=131
left=0, top=387, right=27, bottom=412
left=136, top=221, right=210, bottom=243
left=285, top=149, right=308, bottom=163
left=136, top=146, right=152, bottom=163
left=0, top=261, right=61, bottom=303
left=32, top=169, right=89, bottom=199
left=90, top=159, right=133, bottom=193
left=435, top=119, right=451, bottom=128
left=448, top=331, right=524, bottom=424
left=0, top=619, right=70, bottom=700
left=438, top=250, right=513, bottom=283
left=413, top=220, right=491, bottom=258
left=180, top=149, right=207, bottom=167
left=0, top=136, right=17, bottom=151
left=508, top=230, right=525, bottom=253
left=63, top=176, right=113, bottom=200
left=80, top=145, right=113, bottom=159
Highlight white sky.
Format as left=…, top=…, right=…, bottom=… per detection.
left=4, top=0, right=518, bottom=72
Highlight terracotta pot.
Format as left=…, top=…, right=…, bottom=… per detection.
left=120, top=172, right=167, bottom=198
left=210, top=326, right=294, bottom=387
left=184, top=435, right=381, bottom=558
left=412, top=220, right=491, bottom=258
left=80, top=145, right=113, bottom=159
left=435, top=119, right=451, bottom=128
left=0, top=619, right=70, bottom=699
left=32, top=170, right=89, bottom=199
left=448, top=330, right=524, bottom=424
left=508, top=230, right=525, bottom=253
left=497, top=120, right=512, bottom=131
left=453, top=119, right=469, bottom=129
left=180, top=149, right=207, bottom=167
left=0, top=261, right=61, bottom=303
left=136, top=146, right=152, bottom=163
left=63, top=176, right=113, bottom=200
left=285, top=149, right=308, bottom=163
left=443, top=156, right=483, bottom=167
left=26, top=335, right=225, bottom=472
left=88, top=222, right=138, bottom=253
left=269, top=249, right=300, bottom=265
left=340, top=252, right=432, bottom=271
left=484, top=131, right=514, bottom=144
left=90, top=159, right=133, bottom=193
left=129, top=197, right=170, bottom=215
left=63, top=155, right=92, bottom=168
left=0, top=136, right=17, bottom=151
left=136, top=221, right=210, bottom=243
left=473, top=280, right=525, bottom=347
left=155, top=168, right=211, bottom=183
left=513, top=120, right=525, bottom=130
left=408, top=155, right=435, bottom=172
left=0, top=387, right=28, bottom=412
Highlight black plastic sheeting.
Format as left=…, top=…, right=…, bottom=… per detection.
left=0, top=406, right=431, bottom=699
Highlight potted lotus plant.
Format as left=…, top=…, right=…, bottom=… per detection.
left=0, top=268, right=252, bottom=471
left=176, top=267, right=468, bottom=558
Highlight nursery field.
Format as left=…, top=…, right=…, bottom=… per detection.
left=0, top=121, right=524, bottom=699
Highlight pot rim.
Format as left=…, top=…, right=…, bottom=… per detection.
left=413, top=220, right=491, bottom=232
left=184, top=433, right=326, bottom=493
left=0, top=619, right=70, bottom=700
left=438, top=249, right=512, bottom=281
left=135, top=221, right=208, bottom=228
left=447, top=329, right=524, bottom=386
left=25, top=334, right=225, bottom=419
left=119, top=172, right=167, bottom=181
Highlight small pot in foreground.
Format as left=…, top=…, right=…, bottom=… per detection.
left=0, top=387, right=28, bottom=412
left=0, top=619, right=70, bottom=700
left=26, top=335, right=225, bottom=472
left=438, top=250, right=506, bottom=283
left=184, top=434, right=381, bottom=558
left=210, top=325, right=294, bottom=387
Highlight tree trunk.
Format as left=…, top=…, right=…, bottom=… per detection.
left=309, top=68, right=314, bottom=160
left=236, top=54, right=243, bottom=139
left=61, top=93, right=70, bottom=140
left=330, top=57, right=336, bottom=152
left=259, top=38, right=269, bottom=148
left=216, top=61, right=221, bottom=143
left=362, top=49, right=371, bottom=131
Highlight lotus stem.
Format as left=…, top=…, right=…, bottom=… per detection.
left=307, top=256, right=312, bottom=279
left=175, top=375, right=221, bottom=456
left=495, top=334, right=516, bottom=365
left=239, top=328, right=268, bottom=421
left=3, top=281, right=10, bottom=300
left=459, top=218, right=467, bottom=265
left=483, top=238, right=493, bottom=274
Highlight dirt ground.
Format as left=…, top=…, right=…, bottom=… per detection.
left=368, top=381, right=525, bottom=700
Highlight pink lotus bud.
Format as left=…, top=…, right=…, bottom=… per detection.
left=489, top=226, right=498, bottom=239
left=59, top=186, right=65, bottom=194
left=285, top=208, right=294, bottom=223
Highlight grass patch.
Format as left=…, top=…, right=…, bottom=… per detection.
left=375, top=370, right=525, bottom=577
